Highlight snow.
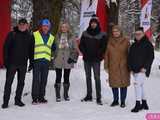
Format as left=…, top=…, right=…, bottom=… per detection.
left=0, top=52, right=160, bottom=120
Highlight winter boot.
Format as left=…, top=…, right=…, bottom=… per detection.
left=63, top=83, right=70, bottom=101
left=141, top=100, right=149, bottom=110
left=96, top=98, right=103, bottom=105
left=131, top=101, right=141, bottom=113
left=110, top=100, right=119, bottom=107
left=120, top=101, right=126, bottom=108
left=54, top=84, right=61, bottom=102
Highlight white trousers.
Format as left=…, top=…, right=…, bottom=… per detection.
left=133, top=73, right=147, bottom=101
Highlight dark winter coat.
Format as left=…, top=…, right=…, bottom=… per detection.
left=79, top=26, right=107, bottom=63
left=3, top=27, right=34, bottom=67
left=128, top=35, right=154, bottom=77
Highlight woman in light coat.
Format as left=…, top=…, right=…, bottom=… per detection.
left=54, top=22, right=78, bottom=102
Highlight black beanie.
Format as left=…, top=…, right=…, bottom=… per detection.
left=135, top=27, right=144, bottom=32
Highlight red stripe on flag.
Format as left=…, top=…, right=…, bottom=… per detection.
left=96, top=0, right=108, bottom=32
left=145, top=28, right=152, bottom=40
left=0, top=0, right=11, bottom=66
left=141, top=0, right=148, bottom=8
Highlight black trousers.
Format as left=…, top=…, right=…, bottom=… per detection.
left=3, top=65, right=27, bottom=104
left=112, top=87, right=127, bottom=103
left=84, top=62, right=101, bottom=99
left=32, top=61, right=49, bottom=101
left=55, top=68, right=71, bottom=84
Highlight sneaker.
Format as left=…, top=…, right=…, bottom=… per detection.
left=39, top=98, right=48, bottom=104
left=81, top=95, right=92, bottom=102
left=56, top=98, right=61, bottom=102
left=32, top=99, right=39, bottom=105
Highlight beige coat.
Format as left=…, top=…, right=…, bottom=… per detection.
left=54, top=33, right=78, bottom=69
left=104, top=37, right=130, bottom=88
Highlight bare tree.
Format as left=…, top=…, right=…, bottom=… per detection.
left=11, top=0, right=33, bottom=26
left=32, top=0, right=64, bottom=34
left=118, top=0, right=141, bottom=38
left=61, top=0, right=80, bottom=35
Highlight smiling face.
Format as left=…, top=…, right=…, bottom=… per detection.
left=41, top=25, right=50, bottom=34
left=112, top=28, right=121, bottom=38
left=60, top=23, right=69, bottom=33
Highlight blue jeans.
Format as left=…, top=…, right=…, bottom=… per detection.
left=112, top=87, right=127, bottom=103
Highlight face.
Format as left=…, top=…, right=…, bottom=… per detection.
left=112, top=28, right=121, bottom=38
left=61, top=24, right=69, bottom=33
left=41, top=25, right=50, bottom=34
left=18, top=23, right=28, bottom=32
left=91, top=22, right=97, bottom=29
left=135, top=31, right=144, bottom=41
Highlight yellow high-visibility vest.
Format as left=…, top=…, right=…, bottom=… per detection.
left=33, top=31, right=55, bottom=61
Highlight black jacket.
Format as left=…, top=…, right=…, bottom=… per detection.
left=3, top=27, right=34, bottom=67
left=79, top=31, right=107, bottom=62
left=128, top=36, right=154, bottom=77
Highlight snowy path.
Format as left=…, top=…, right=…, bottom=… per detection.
left=0, top=52, right=160, bottom=120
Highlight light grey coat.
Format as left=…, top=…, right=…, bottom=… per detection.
left=53, top=33, right=78, bottom=69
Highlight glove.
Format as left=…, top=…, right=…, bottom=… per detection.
left=67, top=58, right=76, bottom=64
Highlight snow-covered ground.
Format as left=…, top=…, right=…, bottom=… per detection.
left=0, top=52, right=160, bottom=120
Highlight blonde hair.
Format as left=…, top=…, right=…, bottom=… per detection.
left=58, top=22, right=71, bottom=34
left=111, top=25, right=123, bottom=38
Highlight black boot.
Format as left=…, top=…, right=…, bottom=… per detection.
left=1, top=103, right=9, bottom=109
left=63, top=83, right=70, bottom=101
left=96, top=98, right=103, bottom=105
left=54, top=84, right=61, bottom=102
left=81, top=95, right=93, bottom=102
left=141, top=100, right=149, bottom=110
left=120, top=101, right=126, bottom=108
left=110, top=100, right=119, bottom=107
left=131, top=101, right=141, bottom=113
left=15, top=100, right=25, bottom=107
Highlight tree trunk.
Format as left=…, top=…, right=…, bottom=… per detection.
left=32, top=0, right=63, bottom=34
left=108, top=0, right=120, bottom=35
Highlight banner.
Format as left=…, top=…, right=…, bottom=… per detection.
left=0, top=0, right=11, bottom=67
left=140, top=0, right=152, bottom=39
left=79, top=0, right=108, bottom=37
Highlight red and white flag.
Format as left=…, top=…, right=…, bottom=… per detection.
left=79, top=0, right=108, bottom=37
left=140, top=0, right=152, bottom=39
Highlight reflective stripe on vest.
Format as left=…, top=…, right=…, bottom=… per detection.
left=33, top=31, right=54, bottom=61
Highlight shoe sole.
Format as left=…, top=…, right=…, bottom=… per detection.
left=81, top=99, right=93, bottom=102
left=15, top=104, right=25, bottom=107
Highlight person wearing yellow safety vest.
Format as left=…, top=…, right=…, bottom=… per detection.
left=30, top=19, right=56, bottom=105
